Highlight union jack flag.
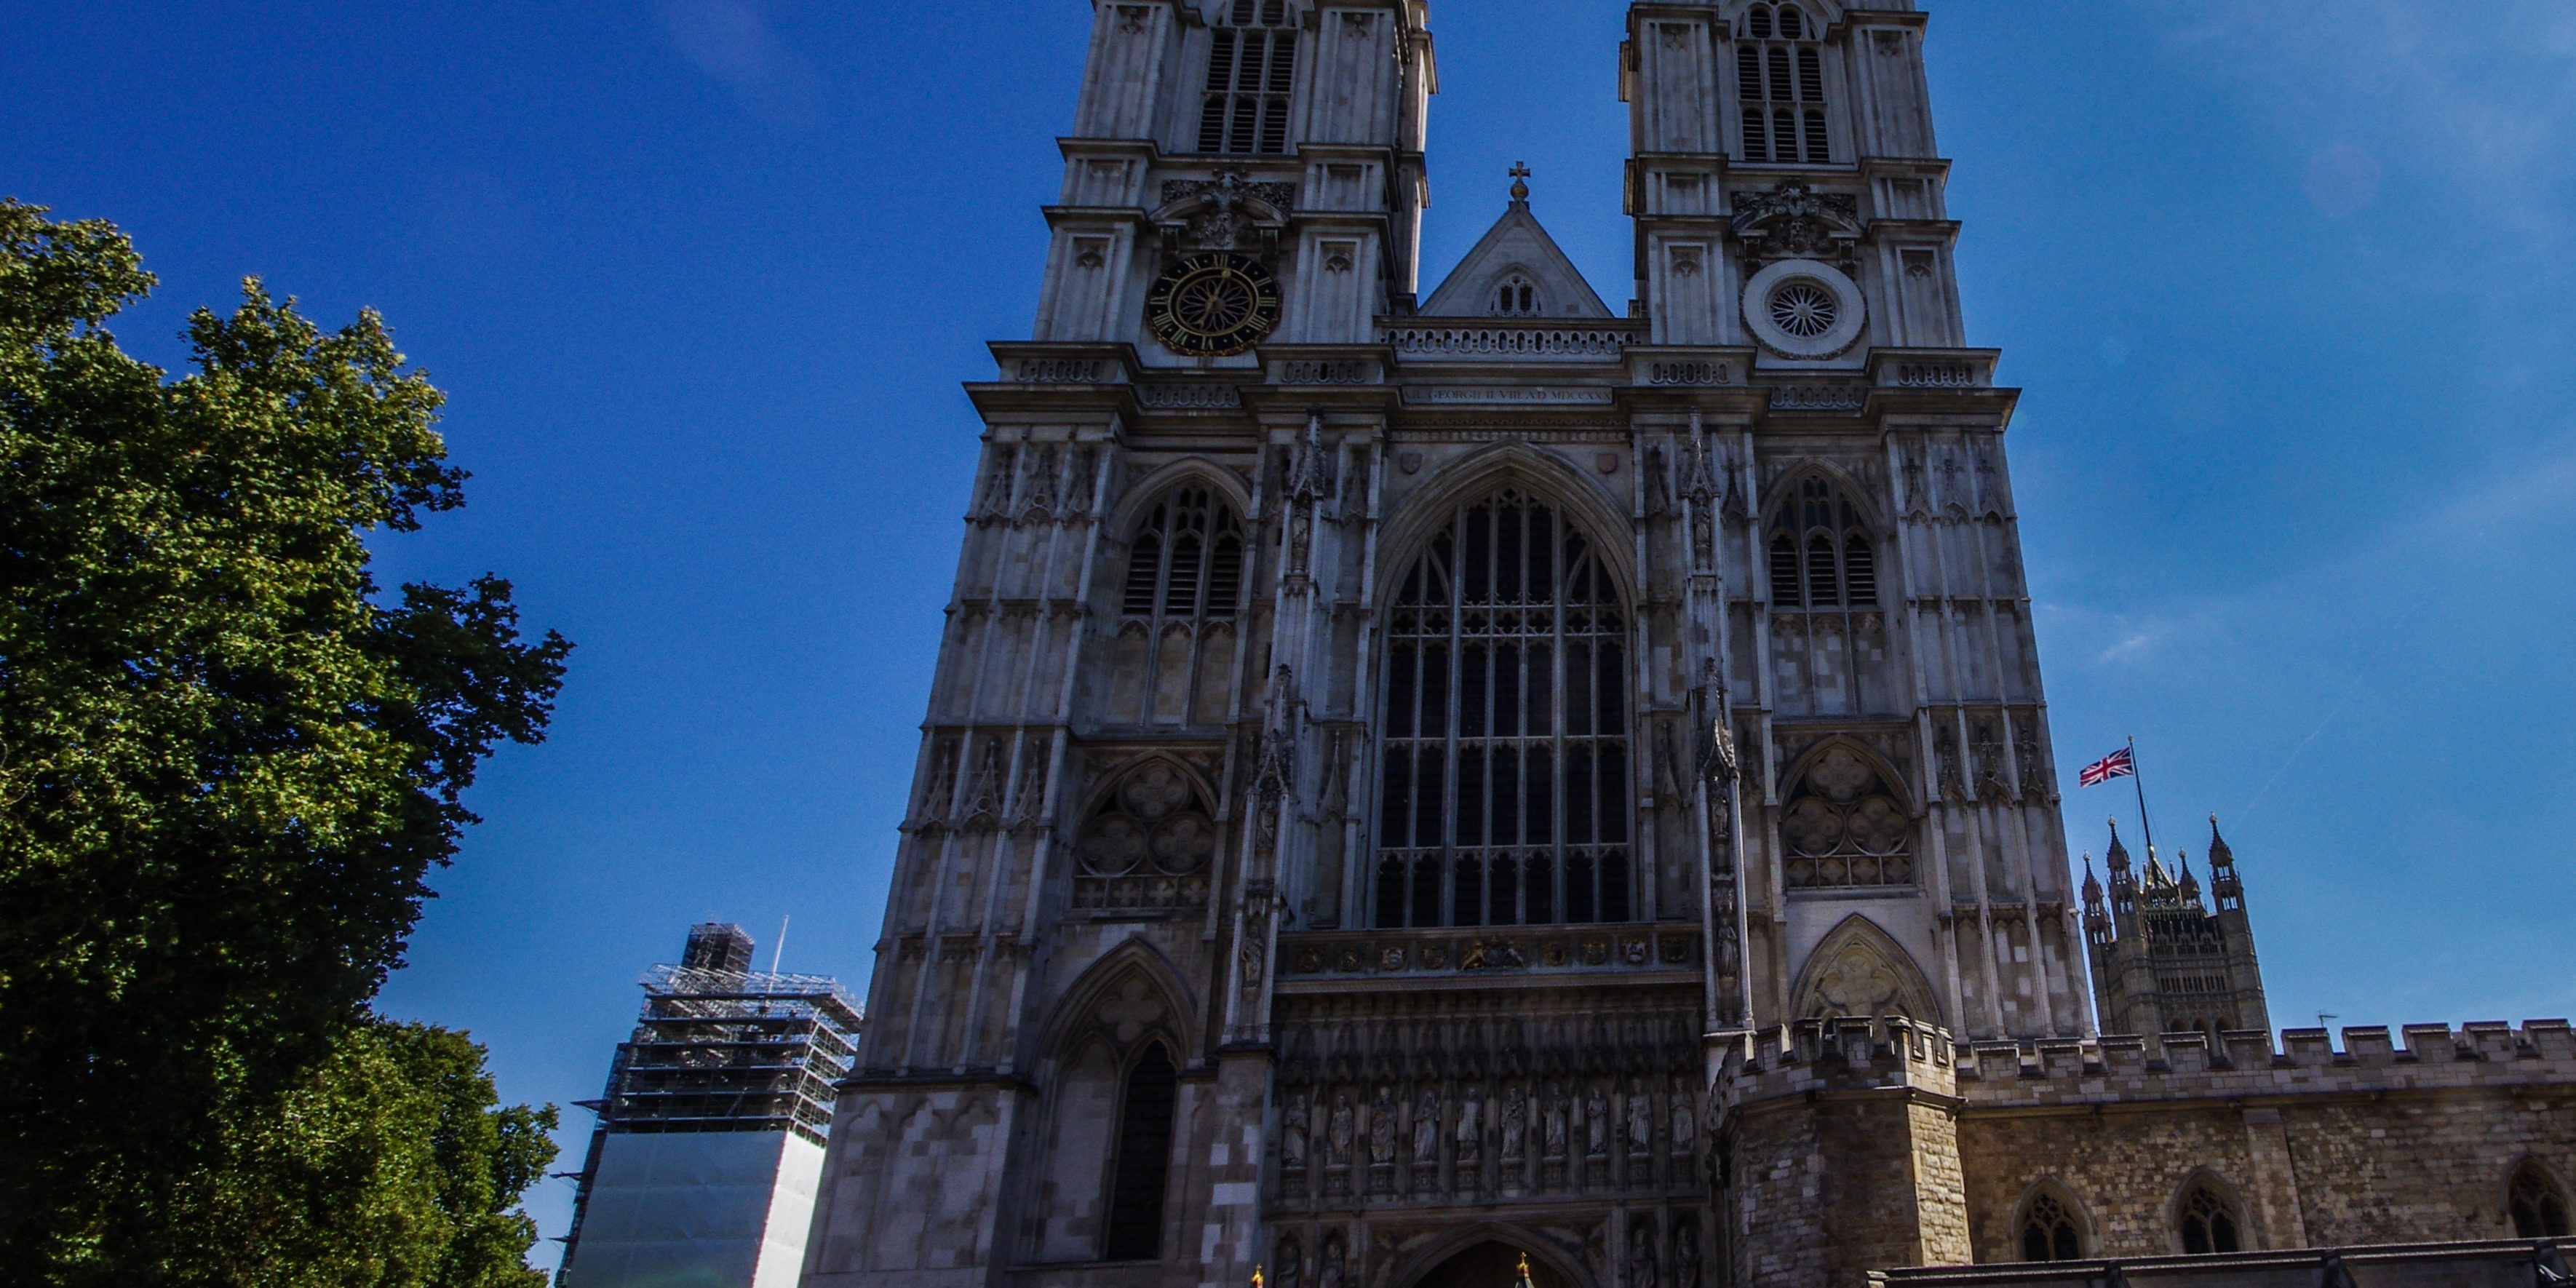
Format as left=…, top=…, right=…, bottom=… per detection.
left=2078, top=747, right=2134, bottom=787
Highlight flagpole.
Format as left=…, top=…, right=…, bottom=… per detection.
left=2127, top=735, right=2158, bottom=857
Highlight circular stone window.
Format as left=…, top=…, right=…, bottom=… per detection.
left=1742, top=258, right=1867, bottom=359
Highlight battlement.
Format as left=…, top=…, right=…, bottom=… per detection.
left=1715, top=1017, right=1961, bottom=1111
left=1715, top=1019, right=2576, bottom=1114
left=1952, top=1019, right=2576, bottom=1108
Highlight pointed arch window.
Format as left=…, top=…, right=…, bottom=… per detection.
left=2179, top=1180, right=2243, bottom=1255
left=1123, top=486, right=1246, bottom=621
left=1492, top=274, right=1541, bottom=317
left=2020, top=1192, right=2086, bottom=1263
left=1780, top=746, right=1912, bottom=889
left=1736, top=4, right=1832, bottom=164
left=1376, top=490, right=1634, bottom=929
left=2511, top=1164, right=2573, bottom=1239
left=1102, top=1042, right=1179, bottom=1260
left=1196, top=0, right=1297, bottom=156
left=1767, top=476, right=1877, bottom=610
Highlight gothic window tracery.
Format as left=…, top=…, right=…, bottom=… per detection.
left=2510, top=1163, right=2573, bottom=1239
left=1122, top=486, right=1246, bottom=621
left=1196, top=0, right=1297, bottom=155
left=1780, top=746, right=1912, bottom=889
left=1736, top=4, right=1831, bottom=164
left=2019, top=1191, right=2086, bottom=1262
left=1375, top=489, right=1634, bottom=929
left=2178, top=1180, right=2244, bottom=1255
left=1766, top=476, right=1877, bottom=610
left=1102, top=1041, right=1178, bottom=1259
left=1075, top=761, right=1220, bottom=910
left=1492, top=273, right=1542, bottom=317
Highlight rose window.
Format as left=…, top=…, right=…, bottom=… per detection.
left=1769, top=281, right=1837, bottom=338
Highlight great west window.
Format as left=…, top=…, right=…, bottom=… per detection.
left=1376, top=490, right=1634, bottom=929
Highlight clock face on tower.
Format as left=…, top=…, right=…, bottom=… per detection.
left=1143, top=253, right=1281, bottom=357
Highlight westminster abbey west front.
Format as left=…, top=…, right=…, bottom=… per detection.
left=798, top=4, right=2576, bottom=1288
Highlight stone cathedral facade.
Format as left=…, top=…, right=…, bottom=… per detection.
left=800, top=4, right=2576, bottom=1288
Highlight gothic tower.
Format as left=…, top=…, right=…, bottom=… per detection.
left=800, top=4, right=2086, bottom=1288
left=2082, top=816, right=2272, bottom=1041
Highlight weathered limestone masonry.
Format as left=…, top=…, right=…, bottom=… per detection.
left=800, top=1, right=2576, bottom=1287
left=1717, top=1019, right=2576, bottom=1288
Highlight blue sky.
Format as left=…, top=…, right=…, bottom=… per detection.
left=9, top=0, right=2576, bottom=1267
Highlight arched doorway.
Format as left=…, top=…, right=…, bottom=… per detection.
left=1412, top=1241, right=1573, bottom=1288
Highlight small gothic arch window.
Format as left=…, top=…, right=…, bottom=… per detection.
left=1102, top=1041, right=1180, bottom=1260
left=2179, top=1179, right=2244, bottom=1255
left=1767, top=476, right=1877, bottom=611
left=1376, top=488, right=1634, bottom=929
left=1075, top=761, right=1220, bottom=910
left=1780, top=745, right=1912, bottom=889
left=1196, top=0, right=1298, bottom=155
left=1123, top=485, right=1246, bottom=621
left=2511, top=1163, right=2573, bottom=1238
left=2019, top=1190, right=2086, bottom=1263
left=1492, top=273, right=1542, bottom=317
left=1736, top=4, right=1832, bottom=164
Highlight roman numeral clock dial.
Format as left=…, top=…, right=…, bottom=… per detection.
left=1144, top=253, right=1281, bottom=357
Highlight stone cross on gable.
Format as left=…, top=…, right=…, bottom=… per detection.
left=1509, top=161, right=1531, bottom=203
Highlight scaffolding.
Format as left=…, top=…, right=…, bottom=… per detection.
left=556, top=924, right=863, bottom=1285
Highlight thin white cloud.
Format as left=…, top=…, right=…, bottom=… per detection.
left=661, top=0, right=822, bottom=124
left=2151, top=0, right=2576, bottom=246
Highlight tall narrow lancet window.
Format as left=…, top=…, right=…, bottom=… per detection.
left=2511, top=1164, right=2573, bottom=1238
left=1196, top=0, right=1298, bottom=156
left=2178, top=1181, right=2243, bottom=1255
left=1123, top=486, right=1246, bottom=622
left=1102, top=1043, right=1179, bottom=1260
left=1736, top=3, right=1832, bottom=163
left=1377, top=490, right=1633, bottom=929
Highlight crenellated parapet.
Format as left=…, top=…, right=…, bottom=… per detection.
left=1714, top=1017, right=1960, bottom=1112
left=1954, top=1020, right=2576, bottom=1107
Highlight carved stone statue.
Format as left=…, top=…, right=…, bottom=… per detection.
left=1412, top=1089, right=1439, bottom=1163
left=1669, top=1077, right=1696, bottom=1154
left=1368, top=1085, right=1397, bottom=1165
left=1276, top=1233, right=1304, bottom=1288
left=1543, top=1085, right=1569, bottom=1158
left=1455, top=1088, right=1482, bottom=1163
left=1281, top=1092, right=1310, bottom=1169
left=1626, top=1086, right=1654, bottom=1154
left=1326, top=1092, right=1355, bottom=1166
left=1629, top=1223, right=1660, bottom=1288
left=1673, top=1217, right=1703, bottom=1288
left=1503, top=1088, right=1528, bottom=1161
left=1320, top=1230, right=1346, bottom=1288
left=1585, top=1084, right=1610, bottom=1158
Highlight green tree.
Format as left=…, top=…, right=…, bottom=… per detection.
left=0, top=199, right=572, bottom=1280
left=178, top=1018, right=560, bottom=1288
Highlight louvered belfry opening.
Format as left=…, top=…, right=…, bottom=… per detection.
left=1101, top=1043, right=1179, bottom=1260
left=1766, top=475, right=1876, bottom=611
left=1375, top=490, right=1634, bottom=929
left=1196, top=0, right=1297, bottom=156
left=1736, top=3, right=1832, bottom=164
left=1122, top=486, right=1245, bottom=621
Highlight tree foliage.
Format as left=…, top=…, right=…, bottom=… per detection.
left=177, top=1019, right=561, bottom=1288
left=0, top=199, right=571, bottom=1280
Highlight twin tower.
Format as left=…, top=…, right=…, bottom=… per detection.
left=795, top=5, right=2264, bottom=1288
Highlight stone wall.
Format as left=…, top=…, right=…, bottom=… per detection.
left=1719, top=1020, right=2576, bottom=1288
left=1952, top=1022, right=2576, bottom=1260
